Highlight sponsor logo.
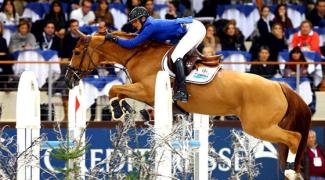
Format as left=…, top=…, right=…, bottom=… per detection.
left=193, top=68, right=209, bottom=79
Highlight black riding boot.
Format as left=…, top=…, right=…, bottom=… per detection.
left=173, top=58, right=188, bottom=102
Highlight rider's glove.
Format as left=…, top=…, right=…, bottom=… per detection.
left=105, top=33, right=118, bottom=43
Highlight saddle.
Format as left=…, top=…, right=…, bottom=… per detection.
left=167, top=47, right=223, bottom=75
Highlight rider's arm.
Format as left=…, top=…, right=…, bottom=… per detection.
left=117, top=26, right=153, bottom=48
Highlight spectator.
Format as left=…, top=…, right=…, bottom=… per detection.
left=201, top=24, right=221, bottom=52
left=272, top=4, right=293, bottom=30
left=61, top=19, right=80, bottom=59
left=9, top=20, right=37, bottom=53
left=291, top=20, right=321, bottom=54
left=54, top=26, right=66, bottom=59
left=121, top=22, right=137, bottom=33
left=122, top=1, right=141, bottom=33
left=13, top=0, right=25, bottom=16
left=95, top=20, right=108, bottom=35
left=284, top=47, right=308, bottom=77
left=69, top=0, right=81, bottom=11
left=95, top=0, right=114, bottom=28
left=55, top=26, right=66, bottom=42
left=44, top=1, right=67, bottom=32
left=196, top=0, right=218, bottom=17
left=126, top=0, right=142, bottom=13
left=220, top=20, right=246, bottom=51
left=202, top=46, right=215, bottom=56
left=0, top=21, right=13, bottom=89
left=250, top=46, right=278, bottom=78
left=0, top=0, right=19, bottom=25
left=36, top=21, right=61, bottom=52
left=216, top=0, right=231, bottom=4
left=257, top=5, right=272, bottom=38
left=250, top=22, right=287, bottom=61
left=307, top=0, right=325, bottom=27
left=266, top=23, right=287, bottom=61
left=165, top=0, right=181, bottom=19
left=144, top=0, right=160, bottom=19
left=302, top=130, right=325, bottom=180
left=180, top=0, right=192, bottom=17
left=70, top=0, right=95, bottom=27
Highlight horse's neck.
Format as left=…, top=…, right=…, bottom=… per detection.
left=108, top=41, right=172, bottom=67
left=96, top=34, right=173, bottom=80
left=98, top=33, right=173, bottom=67
left=98, top=42, right=139, bottom=65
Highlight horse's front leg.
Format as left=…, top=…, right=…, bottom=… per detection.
left=109, top=83, right=151, bottom=120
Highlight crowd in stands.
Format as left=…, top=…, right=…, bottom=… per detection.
left=0, top=0, right=323, bottom=96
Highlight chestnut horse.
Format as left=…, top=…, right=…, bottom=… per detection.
left=64, top=31, right=311, bottom=178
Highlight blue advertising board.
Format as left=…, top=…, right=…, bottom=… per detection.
left=3, top=127, right=323, bottom=179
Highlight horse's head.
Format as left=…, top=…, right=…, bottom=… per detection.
left=64, top=30, right=145, bottom=89
left=64, top=30, right=106, bottom=89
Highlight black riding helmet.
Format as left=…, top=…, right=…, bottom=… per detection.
left=128, top=6, right=149, bottom=24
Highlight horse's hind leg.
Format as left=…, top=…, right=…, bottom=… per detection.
left=242, top=123, right=301, bottom=179
left=243, top=124, right=301, bottom=154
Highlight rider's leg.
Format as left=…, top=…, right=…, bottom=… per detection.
left=171, top=19, right=206, bottom=102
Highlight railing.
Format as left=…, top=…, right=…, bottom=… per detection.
left=0, top=60, right=324, bottom=123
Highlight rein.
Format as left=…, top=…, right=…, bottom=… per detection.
left=69, top=35, right=151, bottom=83
left=99, top=42, right=152, bottom=84
left=67, top=35, right=100, bottom=78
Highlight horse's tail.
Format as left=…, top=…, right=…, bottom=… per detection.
left=278, top=83, right=311, bottom=171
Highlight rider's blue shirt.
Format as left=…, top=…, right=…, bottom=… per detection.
left=117, top=16, right=193, bottom=48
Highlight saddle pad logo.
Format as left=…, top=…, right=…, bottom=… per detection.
left=193, top=69, right=209, bottom=80
left=161, top=51, right=221, bottom=85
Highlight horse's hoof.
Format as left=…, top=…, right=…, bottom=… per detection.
left=284, top=169, right=296, bottom=180
left=120, top=99, right=136, bottom=114
left=140, top=109, right=150, bottom=121
left=109, top=97, right=124, bottom=121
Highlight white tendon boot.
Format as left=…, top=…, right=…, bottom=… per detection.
left=284, top=150, right=297, bottom=180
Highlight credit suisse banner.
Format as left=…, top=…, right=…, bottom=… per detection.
left=4, top=127, right=323, bottom=179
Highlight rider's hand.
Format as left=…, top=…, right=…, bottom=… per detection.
left=105, top=33, right=118, bottom=43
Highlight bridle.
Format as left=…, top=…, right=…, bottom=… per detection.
left=67, top=33, right=150, bottom=83
left=67, top=35, right=105, bottom=80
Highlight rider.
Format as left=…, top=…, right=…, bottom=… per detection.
left=105, top=6, right=206, bottom=103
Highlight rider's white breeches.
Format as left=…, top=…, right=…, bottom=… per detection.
left=171, top=19, right=206, bottom=63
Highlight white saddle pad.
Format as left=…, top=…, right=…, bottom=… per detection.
left=161, top=50, right=222, bottom=84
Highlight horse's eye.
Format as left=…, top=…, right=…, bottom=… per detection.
left=74, top=51, right=81, bottom=55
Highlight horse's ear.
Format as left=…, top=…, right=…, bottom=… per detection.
left=74, top=29, right=87, bottom=39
